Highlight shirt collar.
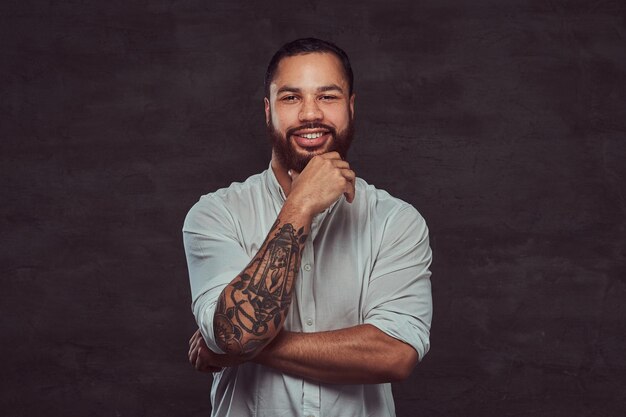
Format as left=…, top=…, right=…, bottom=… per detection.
left=265, top=161, right=287, bottom=204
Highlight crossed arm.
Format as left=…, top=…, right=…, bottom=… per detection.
left=185, top=153, right=426, bottom=384
left=189, top=323, right=418, bottom=384
left=188, top=206, right=420, bottom=383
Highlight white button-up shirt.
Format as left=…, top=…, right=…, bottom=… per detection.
left=183, top=164, right=433, bottom=417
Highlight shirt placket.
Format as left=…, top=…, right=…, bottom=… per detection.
left=301, top=214, right=322, bottom=417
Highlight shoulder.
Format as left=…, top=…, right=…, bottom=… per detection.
left=352, top=179, right=431, bottom=269
left=211, top=171, right=266, bottom=202
left=183, top=171, right=266, bottom=233
left=354, top=177, right=427, bottom=230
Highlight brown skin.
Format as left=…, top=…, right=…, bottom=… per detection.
left=266, top=52, right=355, bottom=175
left=190, top=324, right=418, bottom=384
left=189, top=52, right=418, bottom=383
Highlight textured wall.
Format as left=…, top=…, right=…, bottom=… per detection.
left=1, top=1, right=625, bottom=416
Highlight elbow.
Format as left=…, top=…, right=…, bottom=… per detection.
left=215, top=339, right=246, bottom=357
left=390, top=361, right=416, bottom=382
left=216, top=339, right=263, bottom=359
left=213, top=317, right=265, bottom=358
left=367, top=325, right=420, bottom=382
left=386, top=345, right=418, bottom=382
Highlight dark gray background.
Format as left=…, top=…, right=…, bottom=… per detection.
left=2, top=0, right=625, bottom=416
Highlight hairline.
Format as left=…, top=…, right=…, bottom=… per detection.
left=264, top=39, right=354, bottom=99
left=269, top=53, right=351, bottom=98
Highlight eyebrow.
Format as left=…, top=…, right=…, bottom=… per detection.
left=276, top=84, right=345, bottom=95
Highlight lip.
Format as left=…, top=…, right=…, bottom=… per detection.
left=292, top=131, right=331, bottom=148
left=292, top=128, right=329, bottom=136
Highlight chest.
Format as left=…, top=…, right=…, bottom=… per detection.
left=241, top=207, right=377, bottom=332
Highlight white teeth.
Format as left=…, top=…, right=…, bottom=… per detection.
left=302, top=132, right=324, bottom=139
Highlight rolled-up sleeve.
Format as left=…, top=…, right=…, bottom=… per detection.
left=182, top=196, right=251, bottom=353
left=363, top=204, right=433, bottom=361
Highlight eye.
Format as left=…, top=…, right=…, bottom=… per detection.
left=320, top=95, right=338, bottom=101
left=281, top=95, right=299, bottom=102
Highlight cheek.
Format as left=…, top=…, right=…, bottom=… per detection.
left=273, top=108, right=298, bottom=131
left=328, top=108, right=351, bottom=127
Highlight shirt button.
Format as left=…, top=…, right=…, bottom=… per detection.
left=304, top=264, right=311, bottom=271
left=306, top=318, right=313, bottom=326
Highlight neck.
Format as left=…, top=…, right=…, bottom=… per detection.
left=271, top=151, right=294, bottom=198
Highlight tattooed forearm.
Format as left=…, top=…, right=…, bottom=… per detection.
left=214, top=219, right=308, bottom=356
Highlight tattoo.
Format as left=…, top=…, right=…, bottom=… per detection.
left=214, top=219, right=308, bottom=355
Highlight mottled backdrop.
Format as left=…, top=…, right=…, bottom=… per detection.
left=1, top=0, right=625, bottom=416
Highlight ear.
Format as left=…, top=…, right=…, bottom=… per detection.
left=349, top=94, right=355, bottom=119
left=264, top=97, right=270, bottom=126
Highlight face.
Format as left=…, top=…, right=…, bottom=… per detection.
left=265, top=52, right=355, bottom=172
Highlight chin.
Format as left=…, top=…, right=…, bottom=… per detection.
left=299, top=146, right=329, bottom=158
left=293, top=139, right=334, bottom=157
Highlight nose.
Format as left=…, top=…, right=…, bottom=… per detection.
left=298, top=97, right=323, bottom=122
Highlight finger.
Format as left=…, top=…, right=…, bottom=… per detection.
left=288, top=169, right=300, bottom=183
left=344, top=183, right=356, bottom=203
left=320, top=151, right=341, bottom=160
left=189, top=334, right=203, bottom=360
left=189, top=329, right=200, bottom=346
left=331, top=159, right=350, bottom=170
left=195, top=346, right=208, bottom=371
left=342, top=171, right=356, bottom=203
left=190, top=345, right=199, bottom=366
left=188, top=336, right=199, bottom=358
left=341, top=168, right=356, bottom=182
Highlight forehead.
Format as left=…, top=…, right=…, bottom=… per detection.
left=270, top=52, right=348, bottom=94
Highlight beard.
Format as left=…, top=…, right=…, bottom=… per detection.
left=267, top=114, right=355, bottom=173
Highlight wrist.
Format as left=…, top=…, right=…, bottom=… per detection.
left=282, top=198, right=315, bottom=223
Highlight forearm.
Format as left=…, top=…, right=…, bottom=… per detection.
left=252, top=324, right=418, bottom=384
left=213, top=201, right=311, bottom=357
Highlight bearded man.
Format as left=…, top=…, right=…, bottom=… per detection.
left=183, top=38, right=433, bottom=417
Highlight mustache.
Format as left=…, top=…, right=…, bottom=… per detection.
left=286, top=123, right=336, bottom=138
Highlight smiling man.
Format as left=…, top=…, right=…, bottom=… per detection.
left=267, top=51, right=355, bottom=173
left=183, top=38, right=433, bottom=417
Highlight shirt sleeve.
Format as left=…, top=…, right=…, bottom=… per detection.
left=362, top=204, right=433, bottom=361
left=182, top=195, right=251, bottom=354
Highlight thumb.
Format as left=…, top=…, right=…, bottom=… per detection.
left=287, top=169, right=300, bottom=182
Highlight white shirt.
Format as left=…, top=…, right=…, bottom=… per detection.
left=183, top=164, right=433, bottom=417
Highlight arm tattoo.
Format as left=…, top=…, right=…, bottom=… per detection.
left=214, top=219, right=308, bottom=355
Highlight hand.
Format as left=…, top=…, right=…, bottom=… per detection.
left=287, top=152, right=356, bottom=216
left=188, top=329, right=246, bottom=372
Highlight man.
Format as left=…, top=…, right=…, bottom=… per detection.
left=183, top=38, right=433, bottom=417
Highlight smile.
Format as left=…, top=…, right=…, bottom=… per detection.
left=292, top=130, right=331, bottom=148
left=300, top=132, right=324, bottom=139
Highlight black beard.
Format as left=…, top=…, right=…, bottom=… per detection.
left=267, top=117, right=355, bottom=173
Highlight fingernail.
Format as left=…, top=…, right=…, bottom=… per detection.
left=288, top=169, right=292, bottom=177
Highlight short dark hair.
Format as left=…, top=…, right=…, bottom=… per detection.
left=264, top=38, right=354, bottom=98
